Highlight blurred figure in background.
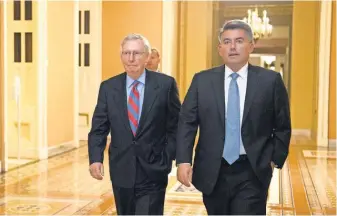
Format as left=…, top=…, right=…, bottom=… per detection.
left=146, top=47, right=161, bottom=72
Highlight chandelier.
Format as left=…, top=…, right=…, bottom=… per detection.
left=243, top=8, right=272, bottom=41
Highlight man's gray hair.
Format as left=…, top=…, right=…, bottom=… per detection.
left=120, top=33, right=152, bottom=53
left=218, top=19, right=254, bottom=43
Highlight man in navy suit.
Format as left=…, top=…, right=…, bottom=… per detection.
left=176, top=20, right=291, bottom=215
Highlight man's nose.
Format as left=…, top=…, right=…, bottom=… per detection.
left=128, top=54, right=135, bottom=61
left=230, top=41, right=236, bottom=49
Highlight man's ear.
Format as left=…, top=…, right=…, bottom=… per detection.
left=218, top=44, right=223, bottom=57
left=248, top=42, right=255, bottom=54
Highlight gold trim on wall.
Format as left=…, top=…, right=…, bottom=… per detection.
left=206, top=2, right=215, bottom=69
left=176, top=2, right=216, bottom=99
left=14, top=122, right=30, bottom=127
left=14, top=122, right=31, bottom=140
left=211, top=1, right=221, bottom=67
left=79, top=112, right=89, bottom=126
left=176, top=1, right=188, bottom=99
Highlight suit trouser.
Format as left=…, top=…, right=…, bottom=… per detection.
left=202, top=156, right=269, bottom=215
left=112, top=160, right=167, bottom=215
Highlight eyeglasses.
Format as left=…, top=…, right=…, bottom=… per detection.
left=121, top=51, right=145, bottom=59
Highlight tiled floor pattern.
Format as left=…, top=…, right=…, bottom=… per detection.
left=0, top=142, right=335, bottom=215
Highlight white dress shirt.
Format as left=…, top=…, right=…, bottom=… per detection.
left=224, top=63, right=248, bottom=155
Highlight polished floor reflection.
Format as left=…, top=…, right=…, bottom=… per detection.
left=0, top=138, right=335, bottom=215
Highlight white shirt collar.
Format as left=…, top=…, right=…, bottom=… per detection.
left=126, top=70, right=146, bottom=88
left=224, top=63, right=248, bottom=79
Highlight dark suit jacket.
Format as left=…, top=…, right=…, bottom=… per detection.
left=88, top=70, right=181, bottom=188
left=176, top=64, right=291, bottom=195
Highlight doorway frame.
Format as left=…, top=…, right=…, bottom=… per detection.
left=75, top=1, right=102, bottom=142
left=316, top=1, right=332, bottom=147
left=0, top=1, right=5, bottom=173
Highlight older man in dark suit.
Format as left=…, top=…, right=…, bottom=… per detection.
left=88, top=33, right=180, bottom=215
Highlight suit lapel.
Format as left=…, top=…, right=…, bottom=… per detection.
left=211, top=66, right=226, bottom=130
left=242, top=64, right=259, bottom=125
left=136, top=71, right=159, bottom=136
left=112, top=73, right=133, bottom=133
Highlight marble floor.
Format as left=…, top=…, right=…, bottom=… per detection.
left=0, top=138, right=335, bottom=215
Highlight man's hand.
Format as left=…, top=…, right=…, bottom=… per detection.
left=89, top=162, right=104, bottom=180
left=177, top=163, right=192, bottom=187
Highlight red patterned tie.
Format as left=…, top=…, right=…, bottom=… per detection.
left=128, top=81, right=140, bottom=136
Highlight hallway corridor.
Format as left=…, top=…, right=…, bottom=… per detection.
left=0, top=139, right=335, bottom=215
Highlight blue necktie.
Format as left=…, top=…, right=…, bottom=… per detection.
left=223, top=73, right=240, bottom=164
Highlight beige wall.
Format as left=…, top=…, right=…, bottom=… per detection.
left=161, top=1, right=179, bottom=78
left=176, top=1, right=214, bottom=98
left=101, top=1, right=214, bottom=99
left=184, top=1, right=213, bottom=92
left=47, top=2, right=75, bottom=147
left=102, top=1, right=163, bottom=80
left=329, top=1, right=336, bottom=140
left=290, top=1, right=320, bottom=132
left=0, top=1, right=4, bottom=166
